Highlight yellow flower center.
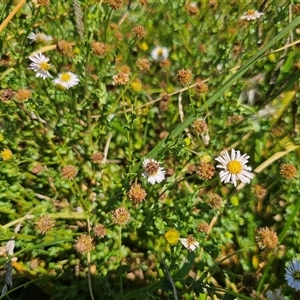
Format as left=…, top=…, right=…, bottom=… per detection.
left=61, top=73, right=71, bottom=82
left=39, top=62, right=51, bottom=71
left=294, top=271, right=300, bottom=280
left=36, top=33, right=47, bottom=43
left=227, top=160, right=242, bottom=174
left=247, top=10, right=255, bottom=15
left=157, top=49, right=163, bottom=56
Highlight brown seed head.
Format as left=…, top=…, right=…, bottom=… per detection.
left=128, top=183, right=147, bottom=204
left=91, top=41, right=109, bottom=57
left=133, top=25, right=147, bottom=39
left=138, top=0, right=148, bottom=6
left=119, top=65, right=131, bottom=74
left=194, top=81, right=209, bottom=95
left=177, top=69, right=193, bottom=86
left=192, top=119, right=208, bottom=135
left=206, top=192, right=222, bottom=209
left=15, top=89, right=32, bottom=101
left=61, top=165, right=78, bottom=179
left=108, top=0, right=123, bottom=10
left=197, top=222, right=209, bottom=234
left=35, top=215, right=55, bottom=234
left=136, top=58, right=150, bottom=72
left=0, top=89, right=15, bottom=103
left=197, top=162, right=215, bottom=180
left=32, top=163, right=45, bottom=174
left=113, top=72, right=129, bottom=85
left=113, top=207, right=131, bottom=226
left=256, top=227, right=278, bottom=250
left=35, top=0, right=50, bottom=5
left=159, top=59, right=171, bottom=69
left=93, top=224, right=106, bottom=238
left=208, top=0, right=218, bottom=9
left=57, top=40, right=74, bottom=58
left=293, top=3, right=300, bottom=15
left=0, top=54, right=11, bottom=67
left=252, top=184, right=267, bottom=200
left=159, top=92, right=170, bottom=111
left=74, top=234, right=94, bottom=254
left=185, top=2, right=198, bottom=17
left=280, top=163, right=297, bottom=180
left=91, top=152, right=103, bottom=163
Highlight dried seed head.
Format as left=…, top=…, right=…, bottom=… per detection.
left=252, top=184, right=267, bottom=200
left=35, top=0, right=50, bottom=6
left=185, top=2, right=198, bottom=17
left=159, top=92, right=170, bottom=111
left=256, top=227, right=278, bottom=250
left=61, top=165, right=78, bottom=179
left=91, top=41, right=109, bottom=57
left=293, top=3, right=300, bottom=15
left=197, top=162, right=215, bottom=180
left=133, top=25, right=147, bottom=39
left=0, top=89, right=15, bottom=103
left=197, top=222, right=209, bottom=234
left=159, top=59, right=171, bottom=69
left=74, top=234, right=94, bottom=254
left=35, top=215, right=55, bottom=234
left=91, top=152, right=103, bottom=163
left=119, top=65, right=131, bottom=74
left=192, top=119, right=208, bottom=135
left=57, top=40, right=74, bottom=58
left=108, top=0, right=123, bottom=10
left=136, top=58, right=150, bottom=72
left=32, top=163, right=45, bottom=174
left=208, top=0, right=218, bottom=9
left=194, top=81, right=208, bottom=95
left=0, top=149, right=12, bottom=161
left=15, top=89, right=32, bottom=101
left=93, top=224, right=106, bottom=238
left=280, top=163, right=297, bottom=180
left=0, top=54, right=11, bottom=67
left=128, top=183, right=147, bottom=204
left=206, top=192, right=223, bottom=209
left=113, top=72, right=129, bottom=85
left=113, top=207, right=131, bottom=226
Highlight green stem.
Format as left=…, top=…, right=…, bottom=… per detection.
left=119, top=226, right=123, bottom=299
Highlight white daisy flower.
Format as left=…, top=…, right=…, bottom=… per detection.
left=266, top=288, right=287, bottom=300
left=241, top=10, right=263, bottom=21
left=285, top=260, right=300, bottom=290
left=27, top=32, right=53, bottom=44
left=151, top=46, right=169, bottom=61
left=180, top=235, right=199, bottom=251
left=54, top=72, right=80, bottom=89
left=215, top=149, right=254, bottom=187
left=28, top=52, right=53, bottom=79
left=142, top=158, right=166, bottom=184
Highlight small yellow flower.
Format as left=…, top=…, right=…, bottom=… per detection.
left=131, top=79, right=142, bottom=92
left=139, top=42, right=148, bottom=51
left=1, top=149, right=12, bottom=161
left=164, top=229, right=180, bottom=245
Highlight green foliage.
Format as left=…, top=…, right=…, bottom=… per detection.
left=0, top=0, right=300, bottom=299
